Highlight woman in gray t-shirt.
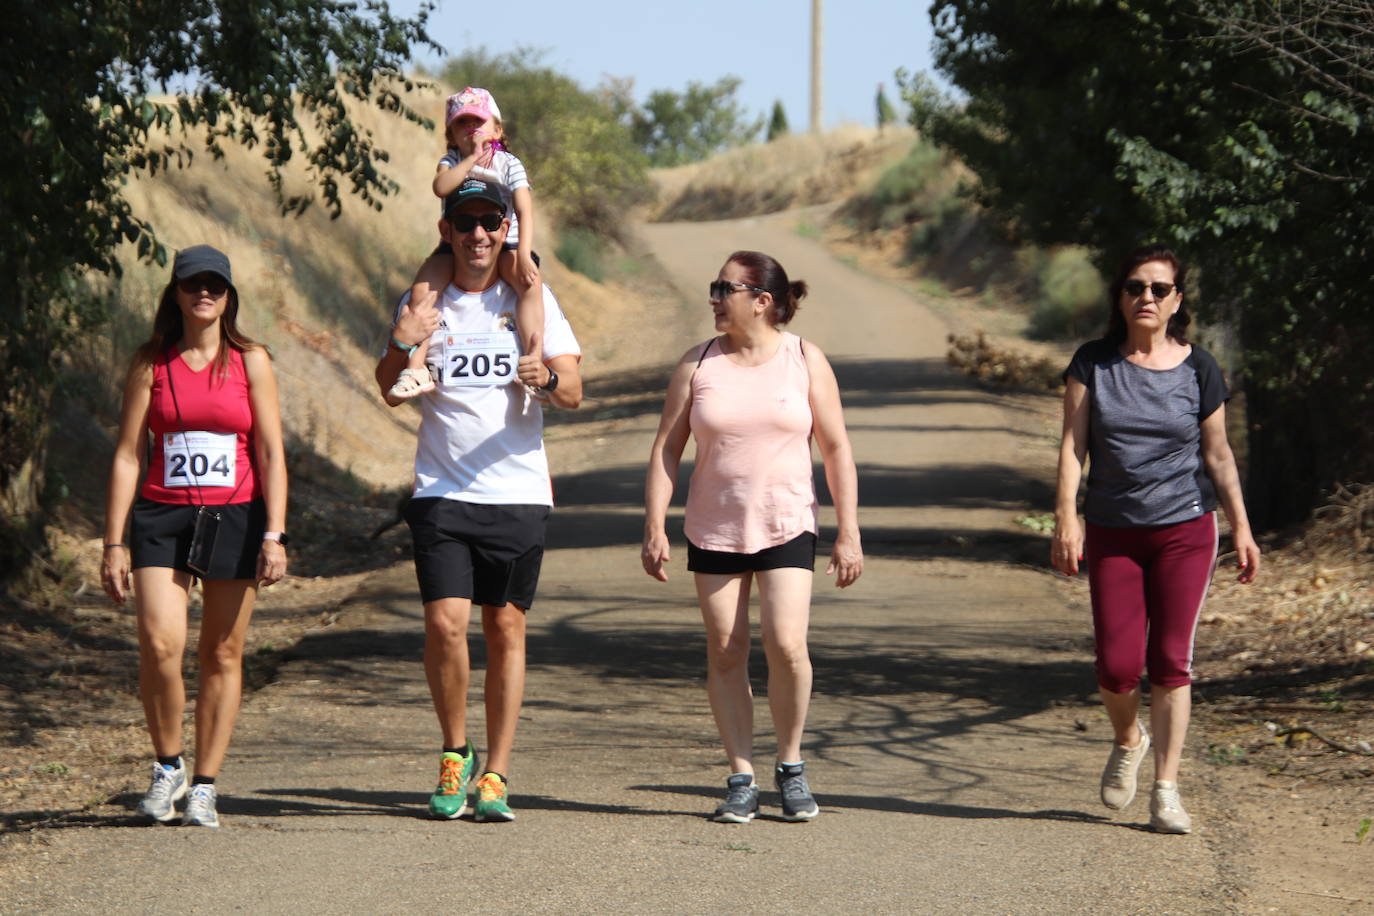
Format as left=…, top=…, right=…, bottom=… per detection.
left=1051, top=245, right=1260, bottom=835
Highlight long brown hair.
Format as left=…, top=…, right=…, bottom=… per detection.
left=134, top=279, right=266, bottom=380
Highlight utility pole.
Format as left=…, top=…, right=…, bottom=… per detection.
left=810, top=0, right=822, bottom=133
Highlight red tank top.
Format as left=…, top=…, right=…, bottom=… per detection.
left=141, top=347, right=260, bottom=505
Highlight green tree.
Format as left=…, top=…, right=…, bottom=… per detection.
left=875, top=83, right=897, bottom=132
left=441, top=49, right=652, bottom=239
left=767, top=100, right=790, bottom=142
left=627, top=76, right=764, bottom=167
left=911, top=0, right=1374, bottom=529
left=0, top=0, right=438, bottom=577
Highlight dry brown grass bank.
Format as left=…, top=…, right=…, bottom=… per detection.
left=647, top=126, right=915, bottom=222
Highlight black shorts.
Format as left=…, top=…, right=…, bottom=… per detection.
left=404, top=498, right=549, bottom=608
left=130, top=498, right=266, bottom=580
left=687, top=531, right=817, bottom=575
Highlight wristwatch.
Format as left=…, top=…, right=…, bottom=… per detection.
left=541, top=369, right=559, bottom=392
left=263, top=531, right=290, bottom=547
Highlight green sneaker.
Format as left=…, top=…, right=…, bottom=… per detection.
left=427, top=748, right=478, bottom=820
left=473, top=771, right=515, bottom=822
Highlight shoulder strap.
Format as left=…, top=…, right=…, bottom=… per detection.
left=695, top=337, right=717, bottom=368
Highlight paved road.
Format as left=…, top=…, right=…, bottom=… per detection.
left=1, top=213, right=1239, bottom=914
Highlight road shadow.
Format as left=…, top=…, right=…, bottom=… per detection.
left=629, top=783, right=1124, bottom=828
left=549, top=356, right=1056, bottom=431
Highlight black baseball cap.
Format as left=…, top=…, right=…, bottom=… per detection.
left=172, top=245, right=233, bottom=285
left=444, top=177, right=507, bottom=217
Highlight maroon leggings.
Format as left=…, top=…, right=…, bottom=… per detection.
left=1086, top=513, right=1218, bottom=694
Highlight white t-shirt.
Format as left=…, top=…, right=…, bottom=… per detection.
left=437, top=149, right=530, bottom=244
left=394, top=280, right=579, bottom=506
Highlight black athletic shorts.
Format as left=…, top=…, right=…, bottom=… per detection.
left=687, top=531, right=817, bottom=575
left=404, top=497, right=549, bottom=608
left=130, top=498, right=266, bottom=580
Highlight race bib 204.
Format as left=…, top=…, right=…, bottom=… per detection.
left=163, top=431, right=236, bottom=488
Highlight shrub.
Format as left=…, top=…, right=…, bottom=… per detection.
left=1028, top=248, right=1104, bottom=340
left=554, top=227, right=606, bottom=282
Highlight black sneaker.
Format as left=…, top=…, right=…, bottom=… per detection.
left=775, top=763, right=819, bottom=821
left=711, top=774, right=759, bottom=823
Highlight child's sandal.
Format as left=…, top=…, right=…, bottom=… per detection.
left=389, top=367, right=436, bottom=400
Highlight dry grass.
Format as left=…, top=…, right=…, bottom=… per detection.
left=647, top=126, right=915, bottom=222
left=1191, top=484, right=1374, bottom=784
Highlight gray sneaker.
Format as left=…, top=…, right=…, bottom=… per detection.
left=136, top=761, right=187, bottom=823
left=711, top=774, right=759, bottom=823
left=774, top=764, right=819, bottom=821
left=1149, top=780, right=1192, bottom=834
left=182, top=784, right=220, bottom=828
left=1100, top=723, right=1151, bottom=810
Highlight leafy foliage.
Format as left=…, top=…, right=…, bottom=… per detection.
left=623, top=76, right=764, bottom=167
left=553, top=227, right=607, bottom=283
left=440, top=49, right=652, bottom=239
left=0, top=0, right=438, bottom=576
left=912, top=0, right=1374, bottom=528
left=876, top=83, right=898, bottom=131
left=767, top=100, right=791, bottom=142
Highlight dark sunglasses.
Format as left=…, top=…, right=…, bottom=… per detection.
left=177, top=274, right=229, bottom=297
left=449, top=212, right=505, bottom=233
left=1123, top=279, right=1178, bottom=300
left=708, top=280, right=768, bottom=301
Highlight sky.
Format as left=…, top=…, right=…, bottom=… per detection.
left=387, top=0, right=938, bottom=129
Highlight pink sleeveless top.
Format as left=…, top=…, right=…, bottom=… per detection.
left=141, top=348, right=260, bottom=505
left=685, top=332, right=818, bottom=553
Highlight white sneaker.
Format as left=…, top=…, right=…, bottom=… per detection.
left=1150, top=780, right=1192, bottom=834
left=1100, top=723, right=1150, bottom=810
left=182, top=783, right=220, bottom=828
left=136, top=760, right=187, bottom=823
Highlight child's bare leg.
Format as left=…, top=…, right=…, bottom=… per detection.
left=385, top=252, right=451, bottom=405
left=499, top=249, right=543, bottom=361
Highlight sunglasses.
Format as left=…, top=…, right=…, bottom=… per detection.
left=177, top=274, right=229, bottom=297
left=449, top=212, right=505, bottom=233
left=1123, top=279, right=1178, bottom=300
left=708, top=280, right=768, bottom=301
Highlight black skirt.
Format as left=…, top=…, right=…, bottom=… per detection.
left=130, top=498, right=266, bottom=580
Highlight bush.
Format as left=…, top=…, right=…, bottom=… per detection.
left=857, top=140, right=954, bottom=229
left=554, top=227, right=606, bottom=282
left=1028, top=248, right=1104, bottom=340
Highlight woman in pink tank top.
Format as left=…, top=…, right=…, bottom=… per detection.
left=100, top=245, right=288, bottom=828
left=643, top=250, right=863, bottom=823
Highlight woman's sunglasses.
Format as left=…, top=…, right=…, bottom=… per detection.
left=177, top=274, right=229, bottom=297
left=449, top=212, right=505, bottom=233
left=1123, top=279, right=1178, bottom=300
left=708, top=280, right=767, bottom=301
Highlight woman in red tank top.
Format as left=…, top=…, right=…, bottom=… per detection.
left=643, top=250, right=863, bottom=823
left=101, top=245, right=288, bottom=828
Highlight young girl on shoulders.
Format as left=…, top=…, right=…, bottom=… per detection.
left=387, top=86, right=542, bottom=403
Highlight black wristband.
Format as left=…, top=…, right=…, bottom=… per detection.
left=542, top=369, right=559, bottom=392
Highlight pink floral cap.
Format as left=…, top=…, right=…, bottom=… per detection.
left=445, top=87, right=502, bottom=125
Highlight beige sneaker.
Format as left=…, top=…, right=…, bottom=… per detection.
left=1100, top=722, right=1150, bottom=810
left=1150, top=780, right=1193, bottom=834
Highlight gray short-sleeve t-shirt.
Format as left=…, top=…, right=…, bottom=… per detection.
left=1065, top=339, right=1229, bottom=527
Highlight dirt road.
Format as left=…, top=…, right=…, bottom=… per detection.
left=3, top=213, right=1258, bottom=913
